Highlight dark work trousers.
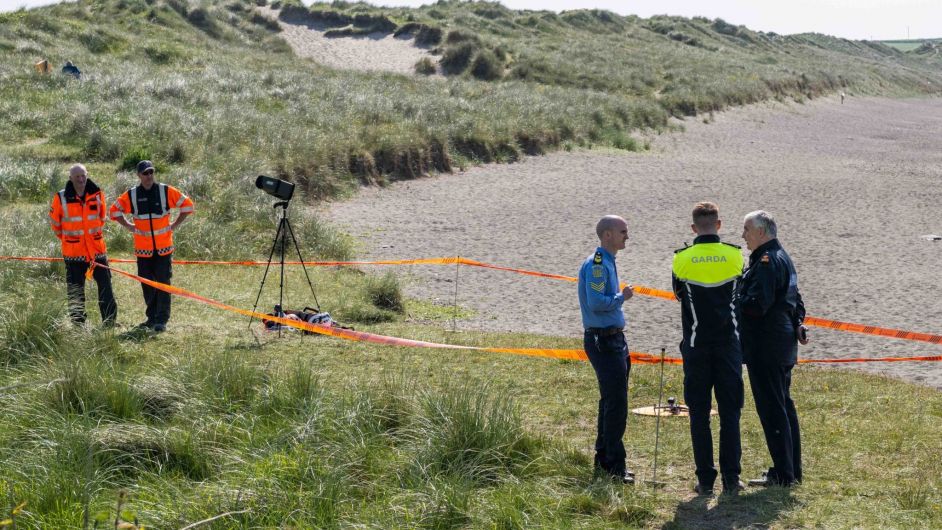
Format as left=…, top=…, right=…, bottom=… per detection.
left=584, top=330, right=630, bottom=476
left=65, top=257, right=117, bottom=326
left=137, top=253, right=173, bottom=326
left=747, top=361, right=802, bottom=485
left=681, top=339, right=743, bottom=489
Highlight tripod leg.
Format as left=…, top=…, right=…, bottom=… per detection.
left=652, top=347, right=667, bottom=487
left=278, top=215, right=288, bottom=337
left=284, top=216, right=321, bottom=310
left=248, top=214, right=284, bottom=328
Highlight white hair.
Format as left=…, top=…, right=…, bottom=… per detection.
left=744, top=210, right=777, bottom=238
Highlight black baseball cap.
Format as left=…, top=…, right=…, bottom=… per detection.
left=136, top=160, right=154, bottom=173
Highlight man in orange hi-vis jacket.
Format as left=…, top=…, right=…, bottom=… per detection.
left=110, top=160, right=193, bottom=333
left=49, top=164, right=117, bottom=327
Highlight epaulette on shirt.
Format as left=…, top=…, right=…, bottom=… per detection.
left=721, top=241, right=741, bottom=249
left=593, top=251, right=603, bottom=264
left=673, top=242, right=691, bottom=254
left=759, top=252, right=771, bottom=264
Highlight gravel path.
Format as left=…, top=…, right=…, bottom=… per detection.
left=325, top=97, right=942, bottom=389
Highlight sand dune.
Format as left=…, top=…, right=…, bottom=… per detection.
left=259, top=6, right=436, bottom=75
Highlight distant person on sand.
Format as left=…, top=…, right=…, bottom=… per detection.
left=578, top=215, right=635, bottom=485
left=738, top=210, right=808, bottom=488
left=48, top=163, right=118, bottom=327
left=840, top=91, right=845, bottom=104
left=61, top=60, right=81, bottom=79
left=672, top=202, right=745, bottom=495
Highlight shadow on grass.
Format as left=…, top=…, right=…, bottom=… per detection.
left=662, top=487, right=796, bottom=529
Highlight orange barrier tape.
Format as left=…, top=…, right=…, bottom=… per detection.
left=96, top=264, right=942, bottom=364
left=802, top=316, right=942, bottom=345
left=3, top=255, right=940, bottom=346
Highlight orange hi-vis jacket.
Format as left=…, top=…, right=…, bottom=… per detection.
left=109, top=183, right=194, bottom=257
left=48, top=179, right=108, bottom=262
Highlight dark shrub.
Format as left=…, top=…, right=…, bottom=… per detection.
left=470, top=49, right=502, bottom=81
left=414, top=57, right=436, bottom=75
left=143, top=43, right=186, bottom=64
left=394, top=22, right=443, bottom=46
left=445, top=28, right=480, bottom=45
left=119, top=146, right=154, bottom=172
left=367, top=272, right=403, bottom=312
left=440, top=42, right=477, bottom=75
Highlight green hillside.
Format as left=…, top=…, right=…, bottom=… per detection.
left=0, top=1, right=941, bottom=527
left=881, top=38, right=942, bottom=53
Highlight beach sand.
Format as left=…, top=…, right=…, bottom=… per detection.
left=325, top=97, right=942, bottom=390
left=259, top=6, right=436, bottom=76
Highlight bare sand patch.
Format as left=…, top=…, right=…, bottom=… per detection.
left=258, top=6, right=435, bottom=75
left=325, top=97, right=942, bottom=389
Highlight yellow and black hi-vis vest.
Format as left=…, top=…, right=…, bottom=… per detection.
left=671, top=234, right=744, bottom=347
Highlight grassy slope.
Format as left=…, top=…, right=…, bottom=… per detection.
left=0, top=263, right=939, bottom=528
left=1, top=0, right=941, bottom=527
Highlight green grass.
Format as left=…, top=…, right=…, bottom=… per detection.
left=0, top=260, right=938, bottom=528
left=881, top=38, right=942, bottom=52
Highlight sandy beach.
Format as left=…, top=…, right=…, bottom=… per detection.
left=325, top=97, right=942, bottom=389
left=260, top=6, right=436, bottom=76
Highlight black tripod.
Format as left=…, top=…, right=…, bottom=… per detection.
left=248, top=200, right=320, bottom=334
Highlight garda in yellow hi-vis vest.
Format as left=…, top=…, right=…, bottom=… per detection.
left=49, top=179, right=108, bottom=262
left=110, top=182, right=194, bottom=257
left=672, top=236, right=744, bottom=347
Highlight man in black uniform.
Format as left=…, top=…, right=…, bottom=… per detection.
left=739, top=210, right=809, bottom=487
left=672, top=202, right=745, bottom=495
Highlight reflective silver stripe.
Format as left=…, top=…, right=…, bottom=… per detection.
left=159, top=184, right=167, bottom=213
left=130, top=187, right=139, bottom=217
left=178, top=206, right=194, bottom=213
left=686, top=283, right=698, bottom=348
left=133, top=213, right=169, bottom=220
left=63, top=229, right=84, bottom=236
left=110, top=212, right=126, bottom=220
left=50, top=221, right=62, bottom=228
left=86, top=214, right=100, bottom=220
left=730, top=278, right=740, bottom=341
left=88, top=227, right=103, bottom=235
left=174, top=194, right=188, bottom=208
left=62, top=215, right=83, bottom=222
left=134, top=225, right=172, bottom=237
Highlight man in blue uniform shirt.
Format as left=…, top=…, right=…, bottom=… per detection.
left=578, top=215, right=635, bottom=484
left=739, top=210, right=809, bottom=487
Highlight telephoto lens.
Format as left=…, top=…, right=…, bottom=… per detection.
left=255, top=175, right=295, bottom=201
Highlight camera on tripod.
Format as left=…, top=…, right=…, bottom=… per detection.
left=255, top=175, right=295, bottom=201
left=248, top=175, right=320, bottom=336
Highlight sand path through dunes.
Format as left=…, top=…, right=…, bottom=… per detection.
left=258, top=6, right=436, bottom=75
left=325, top=97, right=942, bottom=389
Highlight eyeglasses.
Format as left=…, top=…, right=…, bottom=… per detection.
left=142, top=169, right=154, bottom=175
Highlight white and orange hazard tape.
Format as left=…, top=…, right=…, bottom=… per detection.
left=2, top=254, right=940, bottom=356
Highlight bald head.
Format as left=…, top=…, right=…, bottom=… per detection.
left=596, top=215, right=626, bottom=239
left=69, top=164, right=87, bottom=178
left=68, top=164, right=88, bottom=195
left=596, top=215, right=629, bottom=254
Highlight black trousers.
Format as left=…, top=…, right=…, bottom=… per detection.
left=65, top=257, right=117, bottom=326
left=584, top=330, right=630, bottom=476
left=137, top=254, right=173, bottom=326
left=681, top=339, right=743, bottom=488
left=747, top=361, right=802, bottom=485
